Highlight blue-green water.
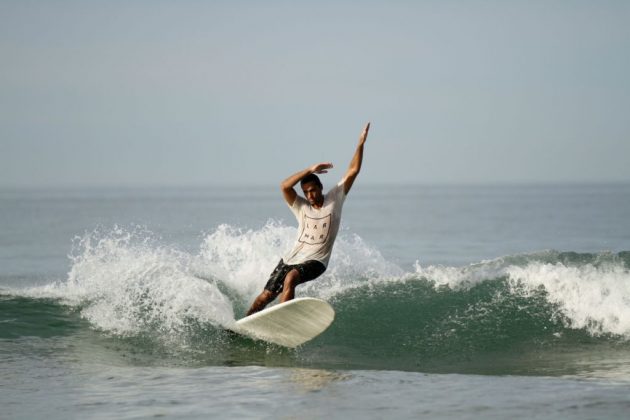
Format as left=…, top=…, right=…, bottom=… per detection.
left=2, top=185, right=630, bottom=418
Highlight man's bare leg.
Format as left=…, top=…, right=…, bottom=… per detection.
left=246, top=269, right=300, bottom=316
left=246, top=290, right=276, bottom=316
left=280, top=269, right=301, bottom=303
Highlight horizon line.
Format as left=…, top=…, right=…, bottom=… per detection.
left=2, top=180, right=630, bottom=191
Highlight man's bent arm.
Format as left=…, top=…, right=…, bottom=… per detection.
left=281, top=162, right=333, bottom=206
left=343, top=122, right=370, bottom=195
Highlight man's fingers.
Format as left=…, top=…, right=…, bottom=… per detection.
left=360, top=122, right=370, bottom=142
left=318, top=163, right=332, bottom=173
left=311, top=162, right=333, bottom=174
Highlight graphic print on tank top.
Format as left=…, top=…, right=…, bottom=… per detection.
left=298, top=214, right=332, bottom=245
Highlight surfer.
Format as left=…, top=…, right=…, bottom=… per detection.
left=246, top=122, right=371, bottom=315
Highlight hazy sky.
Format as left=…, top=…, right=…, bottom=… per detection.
left=1, top=1, right=629, bottom=187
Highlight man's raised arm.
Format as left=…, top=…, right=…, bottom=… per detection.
left=343, top=122, right=370, bottom=195
left=281, top=162, right=333, bottom=206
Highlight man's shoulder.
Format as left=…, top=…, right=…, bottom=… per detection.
left=327, top=180, right=347, bottom=199
left=290, top=195, right=308, bottom=209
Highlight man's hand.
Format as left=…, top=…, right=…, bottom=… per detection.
left=310, top=162, right=334, bottom=174
left=359, top=122, right=370, bottom=146
left=282, top=162, right=333, bottom=207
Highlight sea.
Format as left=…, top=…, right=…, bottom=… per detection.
left=2, top=183, right=630, bottom=419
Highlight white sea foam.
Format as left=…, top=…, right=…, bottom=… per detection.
left=196, top=221, right=296, bottom=301
left=506, top=262, right=630, bottom=337
left=14, top=222, right=630, bottom=340
left=414, top=254, right=630, bottom=338
left=20, top=226, right=235, bottom=335
left=413, top=258, right=507, bottom=289
left=15, top=222, right=401, bottom=337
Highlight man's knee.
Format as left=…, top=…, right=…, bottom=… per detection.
left=283, top=269, right=301, bottom=289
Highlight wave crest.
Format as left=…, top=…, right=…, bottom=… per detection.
left=6, top=224, right=630, bottom=343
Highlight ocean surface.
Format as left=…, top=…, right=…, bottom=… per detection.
left=2, top=184, right=630, bottom=419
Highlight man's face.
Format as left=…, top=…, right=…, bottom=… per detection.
left=301, top=182, right=324, bottom=207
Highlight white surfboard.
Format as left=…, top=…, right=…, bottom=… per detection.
left=231, top=297, right=335, bottom=348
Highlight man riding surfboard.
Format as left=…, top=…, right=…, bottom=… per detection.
left=246, top=122, right=371, bottom=315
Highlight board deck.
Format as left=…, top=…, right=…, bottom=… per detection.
left=231, top=297, right=335, bottom=348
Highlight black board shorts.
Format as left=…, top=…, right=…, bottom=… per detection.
left=264, top=259, right=326, bottom=295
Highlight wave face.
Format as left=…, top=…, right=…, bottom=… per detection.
left=2, top=223, right=630, bottom=375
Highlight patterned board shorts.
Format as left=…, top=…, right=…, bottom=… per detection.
left=263, top=259, right=326, bottom=295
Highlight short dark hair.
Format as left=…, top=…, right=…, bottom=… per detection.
left=300, top=173, right=322, bottom=188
